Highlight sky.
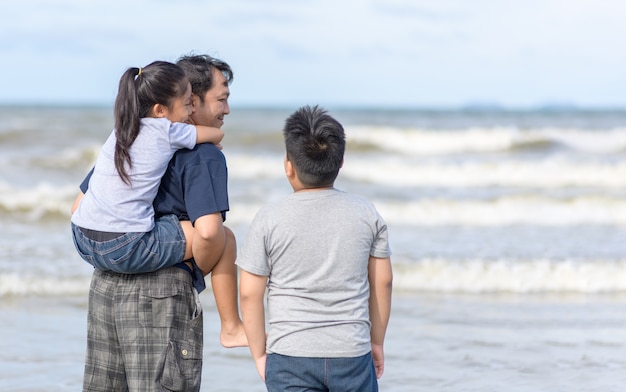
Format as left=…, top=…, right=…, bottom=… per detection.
left=1, top=0, right=626, bottom=109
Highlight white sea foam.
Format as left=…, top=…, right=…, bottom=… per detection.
left=3, top=180, right=626, bottom=226
left=226, top=153, right=626, bottom=188
left=4, top=258, right=626, bottom=296
left=229, top=194, right=626, bottom=226
left=0, top=181, right=77, bottom=219
left=392, top=258, right=626, bottom=293
left=341, top=158, right=626, bottom=188
left=345, top=126, right=626, bottom=155
left=0, top=273, right=91, bottom=297
left=226, top=153, right=285, bottom=179
left=374, top=195, right=626, bottom=226
left=229, top=195, right=626, bottom=226
left=29, top=144, right=100, bottom=169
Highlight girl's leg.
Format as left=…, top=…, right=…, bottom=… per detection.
left=210, top=227, right=248, bottom=348
left=179, top=221, right=248, bottom=348
left=179, top=220, right=195, bottom=261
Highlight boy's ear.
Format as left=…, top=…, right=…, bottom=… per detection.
left=151, top=103, right=168, bottom=118
left=284, top=156, right=295, bottom=178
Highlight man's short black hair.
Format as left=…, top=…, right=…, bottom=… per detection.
left=176, top=53, right=233, bottom=102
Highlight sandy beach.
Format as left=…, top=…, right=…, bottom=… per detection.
left=2, top=290, right=626, bottom=391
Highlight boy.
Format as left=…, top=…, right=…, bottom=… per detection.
left=238, top=105, right=393, bottom=391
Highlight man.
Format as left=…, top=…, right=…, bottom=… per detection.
left=76, top=53, right=240, bottom=392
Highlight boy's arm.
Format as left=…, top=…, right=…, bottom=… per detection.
left=368, top=255, right=393, bottom=379
left=195, top=125, right=224, bottom=146
left=239, top=269, right=269, bottom=381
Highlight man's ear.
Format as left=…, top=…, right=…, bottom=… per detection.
left=151, top=103, right=168, bottom=118
left=190, top=94, right=200, bottom=110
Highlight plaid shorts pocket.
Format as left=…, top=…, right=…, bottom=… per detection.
left=159, top=339, right=203, bottom=392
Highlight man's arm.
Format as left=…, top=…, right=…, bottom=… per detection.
left=239, top=269, right=268, bottom=380
left=191, top=213, right=227, bottom=276
left=368, top=255, right=393, bottom=379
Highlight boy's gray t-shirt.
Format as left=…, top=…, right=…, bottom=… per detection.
left=237, top=188, right=391, bottom=358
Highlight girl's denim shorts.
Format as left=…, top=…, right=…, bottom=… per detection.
left=71, top=214, right=186, bottom=274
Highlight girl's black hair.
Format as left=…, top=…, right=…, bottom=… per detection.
left=113, top=61, right=188, bottom=184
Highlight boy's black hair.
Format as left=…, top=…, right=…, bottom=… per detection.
left=283, top=105, right=345, bottom=188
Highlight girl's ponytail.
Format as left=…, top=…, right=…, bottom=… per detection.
left=113, top=67, right=141, bottom=185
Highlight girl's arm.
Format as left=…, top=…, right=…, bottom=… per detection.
left=368, top=255, right=393, bottom=379
left=240, top=270, right=269, bottom=380
left=195, top=125, right=224, bottom=146
left=71, top=191, right=84, bottom=214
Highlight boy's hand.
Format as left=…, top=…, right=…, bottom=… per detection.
left=371, top=343, right=385, bottom=378
left=255, top=354, right=267, bottom=381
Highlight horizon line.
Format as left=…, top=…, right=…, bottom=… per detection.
left=1, top=101, right=626, bottom=112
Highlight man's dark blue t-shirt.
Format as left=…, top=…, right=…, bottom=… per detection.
left=79, top=143, right=229, bottom=293
left=154, top=143, right=229, bottom=223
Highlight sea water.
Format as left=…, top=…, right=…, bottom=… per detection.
left=1, top=106, right=626, bottom=391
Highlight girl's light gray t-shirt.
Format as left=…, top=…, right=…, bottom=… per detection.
left=71, top=118, right=196, bottom=232
left=237, top=188, right=391, bottom=358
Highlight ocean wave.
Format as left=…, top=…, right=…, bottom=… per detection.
left=374, top=195, right=626, bottom=226
left=345, top=126, right=626, bottom=155
left=228, top=195, right=626, bottom=226
left=0, top=181, right=77, bottom=220
left=28, top=145, right=100, bottom=170
left=3, top=180, right=626, bottom=226
left=228, top=153, right=626, bottom=188
left=342, top=159, right=626, bottom=188
left=3, top=258, right=626, bottom=297
left=0, top=273, right=91, bottom=297
left=0, top=144, right=100, bottom=170
left=392, top=258, right=626, bottom=293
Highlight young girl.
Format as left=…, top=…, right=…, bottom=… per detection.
left=71, top=61, right=246, bottom=346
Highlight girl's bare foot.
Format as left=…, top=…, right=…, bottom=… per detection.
left=220, top=321, right=248, bottom=348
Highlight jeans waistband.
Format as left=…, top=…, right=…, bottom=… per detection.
left=79, top=227, right=125, bottom=241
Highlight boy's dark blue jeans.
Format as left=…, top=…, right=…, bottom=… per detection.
left=265, top=352, right=378, bottom=392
